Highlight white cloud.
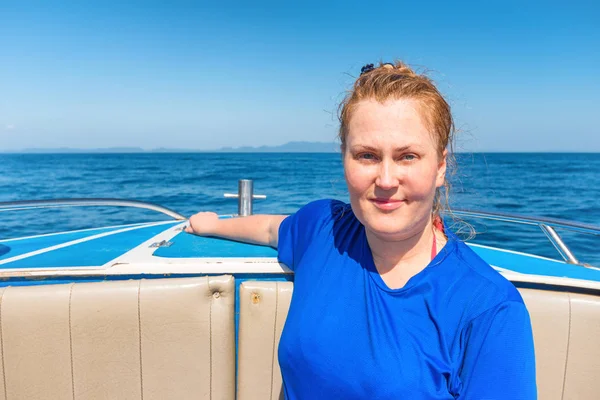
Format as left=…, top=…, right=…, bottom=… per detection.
left=5, top=124, right=15, bottom=130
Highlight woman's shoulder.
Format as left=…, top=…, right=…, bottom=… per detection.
left=296, top=198, right=348, bottom=215
left=442, top=238, right=526, bottom=318
left=289, top=199, right=352, bottom=225
left=277, top=199, right=355, bottom=270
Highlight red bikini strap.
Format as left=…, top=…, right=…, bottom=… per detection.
left=431, top=216, right=444, bottom=260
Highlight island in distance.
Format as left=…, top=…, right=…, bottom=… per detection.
left=216, top=141, right=340, bottom=153
left=5, top=141, right=340, bottom=153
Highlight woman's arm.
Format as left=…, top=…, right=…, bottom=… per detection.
left=457, top=301, right=537, bottom=399
left=185, top=212, right=287, bottom=248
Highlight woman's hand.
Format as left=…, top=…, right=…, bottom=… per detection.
left=185, top=211, right=220, bottom=236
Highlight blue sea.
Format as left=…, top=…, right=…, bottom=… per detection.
left=1, top=153, right=599, bottom=266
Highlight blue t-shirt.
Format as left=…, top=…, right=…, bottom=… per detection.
left=277, top=199, right=536, bottom=400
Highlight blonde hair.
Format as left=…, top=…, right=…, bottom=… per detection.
left=338, top=60, right=456, bottom=219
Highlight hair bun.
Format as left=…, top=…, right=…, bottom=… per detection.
left=360, top=63, right=375, bottom=75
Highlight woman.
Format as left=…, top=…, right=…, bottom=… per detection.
left=186, top=62, right=537, bottom=399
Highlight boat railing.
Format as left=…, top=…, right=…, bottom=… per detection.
left=449, top=209, right=600, bottom=266
left=0, top=198, right=187, bottom=221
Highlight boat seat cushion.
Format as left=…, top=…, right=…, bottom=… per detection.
left=521, top=288, right=600, bottom=400
left=561, top=292, right=600, bottom=400
left=520, top=288, right=569, bottom=400
left=237, top=281, right=293, bottom=400
left=0, top=276, right=235, bottom=400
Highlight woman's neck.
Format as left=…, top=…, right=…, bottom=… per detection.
left=366, top=219, right=446, bottom=280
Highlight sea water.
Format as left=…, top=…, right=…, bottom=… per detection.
left=1, top=152, right=599, bottom=265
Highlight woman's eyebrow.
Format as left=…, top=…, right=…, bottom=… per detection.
left=351, top=144, right=415, bottom=152
left=350, top=145, right=379, bottom=152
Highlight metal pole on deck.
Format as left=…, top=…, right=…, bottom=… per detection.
left=223, top=179, right=266, bottom=216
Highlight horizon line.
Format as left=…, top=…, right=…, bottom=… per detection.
left=2, top=150, right=600, bottom=154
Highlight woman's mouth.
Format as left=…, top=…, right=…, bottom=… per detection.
left=369, top=198, right=404, bottom=211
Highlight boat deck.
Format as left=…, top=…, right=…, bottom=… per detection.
left=1, top=221, right=599, bottom=291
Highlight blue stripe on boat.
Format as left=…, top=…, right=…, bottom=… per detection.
left=470, top=245, right=600, bottom=282
left=1, top=223, right=178, bottom=269
left=0, top=224, right=154, bottom=261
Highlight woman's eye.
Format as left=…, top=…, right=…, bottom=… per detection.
left=358, top=153, right=377, bottom=161
left=401, top=154, right=417, bottom=161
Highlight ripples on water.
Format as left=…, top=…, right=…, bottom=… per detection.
left=1, top=152, right=599, bottom=266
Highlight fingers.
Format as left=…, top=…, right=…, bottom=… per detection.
left=184, top=211, right=217, bottom=235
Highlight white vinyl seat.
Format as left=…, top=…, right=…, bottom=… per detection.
left=0, top=276, right=236, bottom=400
left=237, top=281, right=293, bottom=400
left=1, top=277, right=599, bottom=400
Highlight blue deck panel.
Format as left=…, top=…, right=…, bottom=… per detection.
left=1, top=223, right=178, bottom=269
left=470, top=245, right=600, bottom=282
left=154, top=231, right=278, bottom=258
left=0, top=224, right=153, bottom=261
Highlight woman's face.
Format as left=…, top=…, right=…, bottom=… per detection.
left=343, top=98, right=447, bottom=241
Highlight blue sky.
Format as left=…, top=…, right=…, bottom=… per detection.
left=1, top=0, right=598, bottom=152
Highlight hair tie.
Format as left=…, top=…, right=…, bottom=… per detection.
left=360, top=63, right=375, bottom=75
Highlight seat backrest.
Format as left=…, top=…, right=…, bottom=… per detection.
left=237, top=281, right=293, bottom=400
left=0, top=276, right=235, bottom=400
left=563, top=292, right=600, bottom=400
left=519, top=288, right=569, bottom=400
left=520, top=288, right=600, bottom=400
left=237, top=282, right=600, bottom=400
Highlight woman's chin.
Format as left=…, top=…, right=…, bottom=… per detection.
left=364, top=221, right=413, bottom=241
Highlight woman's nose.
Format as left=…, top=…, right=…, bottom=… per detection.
left=375, top=161, right=399, bottom=189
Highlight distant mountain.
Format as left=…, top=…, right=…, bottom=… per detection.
left=2, top=147, right=146, bottom=154
left=217, top=141, right=340, bottom=153
left=2, top=141, right=341, bottom=154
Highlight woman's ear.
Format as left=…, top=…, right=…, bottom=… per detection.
left=436, top=149, right=448, bottom=188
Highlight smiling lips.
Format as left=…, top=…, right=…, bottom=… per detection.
left=369, top=198, right=405, bottom=211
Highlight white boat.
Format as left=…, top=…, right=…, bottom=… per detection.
left=0, top=181, right=599, bottom=399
